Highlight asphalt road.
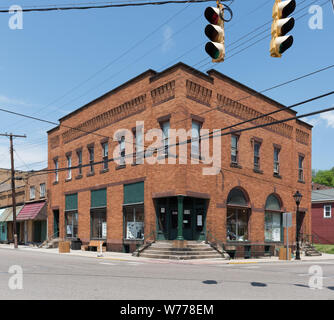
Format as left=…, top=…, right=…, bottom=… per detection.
left=0, top=248, right=334, bottom=300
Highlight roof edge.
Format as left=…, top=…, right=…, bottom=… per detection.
left=207, top=69, right=298, bottom=117
left=58, top=68, right=157, bottom=123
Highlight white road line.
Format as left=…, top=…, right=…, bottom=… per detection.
left=99, top=262, right=116, bottom=266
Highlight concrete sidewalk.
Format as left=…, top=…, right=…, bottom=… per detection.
left=1, top=243, right=334, bottom=265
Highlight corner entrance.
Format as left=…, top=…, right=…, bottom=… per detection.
left=155, top=197, right=207, bottom=241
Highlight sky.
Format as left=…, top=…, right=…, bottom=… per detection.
left=0, top=0, right=333, bottom=171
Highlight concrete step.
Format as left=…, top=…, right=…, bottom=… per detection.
left=140, top=252, right=223, bottom=260
left=147, top=246, right=212, bottom=251
left=144, top=249, right=219, bottom=255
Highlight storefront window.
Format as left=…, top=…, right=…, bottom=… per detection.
left=91, top=209, right=106, bottom=239
left=265, top=212, right=282, bottom=242
left=124, top=205, right=144, bottom=240
left=265, top=194, right=282, bottom=242
left=65, top=211, right=78, bottom=238
left=226, top=208, right=249, bottom=241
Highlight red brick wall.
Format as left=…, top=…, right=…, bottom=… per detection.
left=47, top=63, right=312, bottom=251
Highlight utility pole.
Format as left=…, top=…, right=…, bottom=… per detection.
left=0, top=133, right=26, bottom=248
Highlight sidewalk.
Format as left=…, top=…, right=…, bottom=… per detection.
left=1, top=243, right=334, bottom=265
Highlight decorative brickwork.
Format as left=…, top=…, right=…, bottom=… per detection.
left=217, top=94, right=293, bottom=138
left=151, top=80, right=175, bottom=106
left=50, top=135, right=60, bottom=149
left=186, top=80, right=212, bottom=107
left=62, top=94, right=146, bottom=144
left=296, top=128, right=309, bottom=145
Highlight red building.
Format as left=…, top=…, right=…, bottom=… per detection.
left=312, top=189, right=334, bottom=244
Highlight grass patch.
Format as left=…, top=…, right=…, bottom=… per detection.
left=314, top=244, right=334, bottom=254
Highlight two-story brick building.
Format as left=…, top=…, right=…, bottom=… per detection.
left=0, top=169, right=47, bottom=244
left=47, top=62, right=312, bottom=255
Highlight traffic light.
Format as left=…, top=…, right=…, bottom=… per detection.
left=270, top=0, right=296, bottom=57
left=204, top=6, right=225, bottom=63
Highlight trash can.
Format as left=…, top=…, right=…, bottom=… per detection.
left=71, top=239, right=82, bottom=250
left=244, top=245, right=251, bottom=259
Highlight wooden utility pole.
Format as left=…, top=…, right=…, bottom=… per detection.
left=0, top=133, right=26, bottom=248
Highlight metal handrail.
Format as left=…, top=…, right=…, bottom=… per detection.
left=205, top=229, right=226, bottom=255
left=132, top=223, right=156, bottom=257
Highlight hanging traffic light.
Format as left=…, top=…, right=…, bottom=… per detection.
left=270, top=0, right=296, bottom=58
left=204, top=6, right=225, bottom=63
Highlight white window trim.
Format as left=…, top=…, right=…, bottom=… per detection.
left=40, top=183, right=46, bottom=198
left=324, top=205, right=332, bottom=218
left=30, top=186, right=35, bottom=200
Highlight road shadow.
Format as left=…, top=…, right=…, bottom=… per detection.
left=250, top=282, right=267, bottom=287
left=202, top=280, right=218, bottom=285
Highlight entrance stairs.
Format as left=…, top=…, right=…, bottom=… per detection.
left=302, top=242, right=322, bottom=256
left=138, top=240, right=225, bottom=260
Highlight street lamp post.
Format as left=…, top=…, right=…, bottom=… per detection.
left=293, top=191, right=303, bottom=260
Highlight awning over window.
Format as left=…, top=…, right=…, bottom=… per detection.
left=65, top=194, right=78, bottom=211
left=91, top=188, right=106, bottom=209
left=124, top=181, right=144, bottom=205
left=0, top=206, right=23, bottom=222
left=17, top=202, right=46, bottom=221
left=0, top=208, right=7, bottom=223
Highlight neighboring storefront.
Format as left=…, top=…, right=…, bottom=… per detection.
left=16, top=201, right=47, bottom=243
left=0, top=208, right=8, bottom=242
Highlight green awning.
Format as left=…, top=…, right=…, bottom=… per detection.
left=123, top=181, right=144, bottom=205
left=65, top=194, right=78, bottom=211
left=91, top=188, right=107, bottom=208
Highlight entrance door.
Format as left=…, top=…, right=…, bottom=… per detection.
left=53, top=210, right=59, bottom=238
left=169, top=209, right=178, bottom=240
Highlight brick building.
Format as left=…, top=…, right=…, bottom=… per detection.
left=311, top=189, right=334, bottom=244
left=47, top=62, right=312, bottom=255
left=0, top=169, right=47, bottom=244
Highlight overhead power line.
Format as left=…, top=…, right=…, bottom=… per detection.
left=0, top=0, right=228, bottom=13
left=24, top=91, right=334, bottom=175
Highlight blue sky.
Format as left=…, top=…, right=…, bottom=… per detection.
left=0, top=0, right=333, bottom=171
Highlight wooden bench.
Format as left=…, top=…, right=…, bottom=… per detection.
left=81, top=240, right=106, bottom=252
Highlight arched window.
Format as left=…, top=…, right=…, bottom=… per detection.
left=226, top=188, right=250, bottom=242
left=227, top=188, right=248, bottom=207
left=265, top=194, right=283, bottom=242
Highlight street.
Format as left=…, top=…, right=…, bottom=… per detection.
left=0, top=248, right=334, bottom=300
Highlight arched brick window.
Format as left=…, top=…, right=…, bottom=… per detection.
left=226, top=188, right=250, bottom=242
left=265, top=194, right=283, bottom=242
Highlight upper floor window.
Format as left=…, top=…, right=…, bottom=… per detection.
left=66, top=154, right=72, bottom=179
left=54, top=159, right=59, bottom=182
left=102, top=142, right=108, bottom=170
left=298, top=155, right=304, bottom=181
left=119, top=136, right=126, bottom=166
left=77, top=150, right=82, bottom=175
left=253, top=141, right=261, bottom=170
left=324, top=205, right=332, bottom=218
left=40, top=183, right=46, bottom=198
left=30, top=186, right=35, bottom=200
left=231, top=135, right=239, bottom=164
left=274, top=147, right=280, bottom=175
left=133, top=127, right=144, bottom=164
left=160, top=120, right=170, bottom=156
left=191, top=120, right=201, bottom=156
left=88, top=146, right=94, bottom=173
